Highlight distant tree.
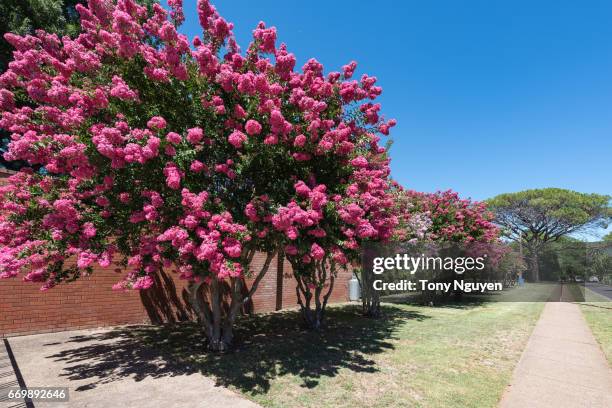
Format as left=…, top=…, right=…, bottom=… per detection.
left=603, top=231, right=612, bottom=242
left=487, top=189, right=611, bottom=281
left=587, top=244, right=612, bottom=284
left=538, top=237, right=587, bottom=281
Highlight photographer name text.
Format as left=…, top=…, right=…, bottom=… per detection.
left=373, top=279, right=502, bottom=293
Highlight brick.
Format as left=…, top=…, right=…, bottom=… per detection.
left=0, top=250, right=351, bottom=337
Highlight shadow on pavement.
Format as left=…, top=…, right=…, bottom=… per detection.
left=46, top=305, right=429, bottom=395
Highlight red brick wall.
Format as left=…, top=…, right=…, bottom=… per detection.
left=0, top=169, right=351, bottom=337
left=0, top=253, right=351, bottom=337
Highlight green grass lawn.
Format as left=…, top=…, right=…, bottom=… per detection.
left=578, top=287, right=612, bottom=364
left=235, top=300, right=544, bottom=408
left=69, top=288, right=545, bottom=408
left=162, top=300, right=541, bottom=406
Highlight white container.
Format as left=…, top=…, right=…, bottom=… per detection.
left=349, top=273, right=361, bottom=301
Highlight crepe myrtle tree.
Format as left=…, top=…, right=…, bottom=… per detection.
left=487, top=189, right=611, bottom=282
left=358, top=183, right=432, bottom=317
left=360, top=188, right=500, bottom=316
left=403, top=189, right=500, bottom=243
left=0, top=0, right=397, bottom=349
left=275, top=152, right=400, bottom=329
left=370, top=189, right=500, bottom=309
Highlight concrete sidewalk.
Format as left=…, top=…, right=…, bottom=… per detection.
left=0, top=339, right=30, bottom=408
left=499, top=301, right=612, bottom=408
left=5, top=328, right=260, bottom=408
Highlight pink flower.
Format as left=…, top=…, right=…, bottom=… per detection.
left=285, top=245, right=298, bottom=255
left=310, top=243, right=325, bottom=260
left=110, top=76, right=138, bottom=101
left=233, top=104, right=246, bottom=119
left=190, top=160, right=206, bottom=173
left=294, top=181, right=310, bottom=197
left=166, top=132, right=182, bottom=145
left=147, top=116, right=167, bottom=130
left=119, top=193, right=130, bottom=203
left=133, top=276, right=154, bottom=290
left=342, top=61, right=357, bottom=79
left=82, top=222, right=97, bottom=239
left=264, top=134, right=278, bottom=145
left=245, top=119, right=262, bottom=135
left=96, top=196, right=110, bottom=207
left=293, top=134, right=306, bottom=147
left=222, top=237, right=242, bottom=258
left=252, top=21, right=277, bottom=53
left=187, top=127, right=204, bottom=144
left=293, top=153, right=311, bottom=161
left=163, top=163, right=183, bottom=190
left=350, top=156, right=369, bottom=168
left=77, top=251, right=96, bottom=269
left=244, top=203, right=260, bottom=221
left=228, top=130, right=247, bottom=148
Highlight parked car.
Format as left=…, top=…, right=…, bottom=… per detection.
left=575, top=276, right=584, bottom=283
left=588, top=276, right=599, bottom=283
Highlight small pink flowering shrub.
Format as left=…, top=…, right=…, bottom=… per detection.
left=401, top=189, right=499, bottom=243
left=0, top=0, right=397, bottom=346
left=360, top=185, right=500, bottom=317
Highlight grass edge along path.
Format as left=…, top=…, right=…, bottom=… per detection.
left=578, top=287, right=612, bottom=364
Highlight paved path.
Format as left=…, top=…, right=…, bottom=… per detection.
left=499, top=300, right=612, bottom=408
left=0, top=339, right=31, bottom=408
left=5, top=328, right=260, bottom=408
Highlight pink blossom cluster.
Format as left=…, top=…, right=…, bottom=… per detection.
left=399, top=189, right=499, bottom=243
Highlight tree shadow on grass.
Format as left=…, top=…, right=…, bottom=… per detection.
left=46, top=305, right=429, bottom=395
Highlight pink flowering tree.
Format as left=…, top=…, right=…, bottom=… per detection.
left=405, top=189, right=503, bottom=302
left=360, top=187, right=501, bottom=316
left=359, top=183, right=432, bottom=317
left=277, top=150, right=398, bottom=329
left=0, top=0, right=397, bottom=348
left=402, top=189, right=499, bottom=243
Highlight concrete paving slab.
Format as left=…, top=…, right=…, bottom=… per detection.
left=499, top=302, right=612, bottom=408
left=5, top=328, right=260, bottom=408
left=0, top=339, right=29, bottom=408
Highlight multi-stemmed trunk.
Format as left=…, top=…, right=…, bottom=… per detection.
left=292, top=257, right=336, bottom=330
left=359, top=267, right=381, bottom=318
left=187, top=250, right=276, bottom=352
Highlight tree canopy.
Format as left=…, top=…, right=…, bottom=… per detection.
left=487, top=188, right=611, bottom=281
left=1, top=0, right=82, bottom=72
left=0, top=0, right=156, bottom=170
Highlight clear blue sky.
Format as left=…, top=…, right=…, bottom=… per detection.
left=169, top=0, right=612, bottom=237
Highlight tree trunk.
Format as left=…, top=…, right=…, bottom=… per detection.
left=360, top=267, right=381, bottom=318
left=294, top=258, right=336, bottom=330
left=529, top=252, right=540, bottom=282
left=186, top=250, right=276, bottom=352
left=187, top=280, right=233, bottom=352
